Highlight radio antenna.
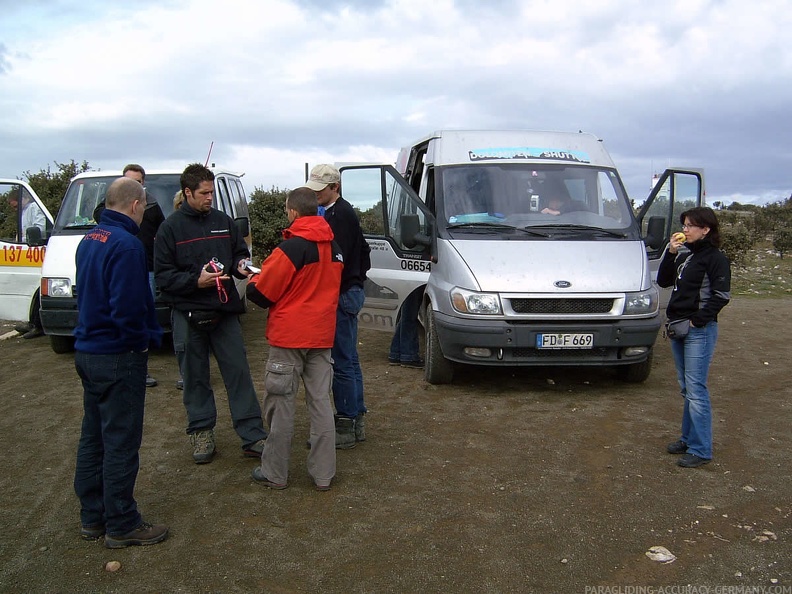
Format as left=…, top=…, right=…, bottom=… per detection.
left=204, top=141, right=214, bottom=167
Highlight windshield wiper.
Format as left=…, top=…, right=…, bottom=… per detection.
left=528, top=224, right=626, bottom=238
left=447, top=222, right=549, bottom=237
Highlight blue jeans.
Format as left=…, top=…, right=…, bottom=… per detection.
left=332, top=285, right=366, bottom=418
left=389, top=288, right=423, bottom=363
left=670, top=321, right=718, bottom=459
left=74, top=350, right=148, bottom=536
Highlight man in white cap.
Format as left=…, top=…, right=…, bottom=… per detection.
left=304, top=164, right=371, bottom=449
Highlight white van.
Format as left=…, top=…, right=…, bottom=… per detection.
left=40, top=168, right=251, bottom=353
left=0, top=179, right=54, bottom=325
left=339, top=130, right=703, bottom=384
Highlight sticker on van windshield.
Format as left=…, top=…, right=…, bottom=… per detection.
left=469, top=147, right=590, bottom=163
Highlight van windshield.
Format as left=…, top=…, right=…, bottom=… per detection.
left=437, top=164, right=639, bottom=238
left=54, top=173, right=181, bottom=232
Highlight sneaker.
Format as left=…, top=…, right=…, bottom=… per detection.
left=242, top=438, right=267, bottom=458
left=677, top=454, right=711, bottom=468
left=314, top=481, right=332, bottom=492
left=387, top=357, right=400, bottom=366
left=190, top=429, right=216, bottom=464
left=104, top=521, right=169, bottom=549
left=251, top=466, right=287, bottom=489
left=175, top=379, right=184, bottom=390
left=80, top=524, right=105, bottom=540
left=355, top=413, right=366, bottom=442
left=666, top=440, right=687, bottom=455
left=400, top=358, right=424, bottom=369
left=145, top=374, right=158, bottom=388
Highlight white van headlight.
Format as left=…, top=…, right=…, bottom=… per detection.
left=623, top=288, right=658, bottom=315
left=47, top=278, right=73, bottom=298
left=450, top=287, right=502, bottom=314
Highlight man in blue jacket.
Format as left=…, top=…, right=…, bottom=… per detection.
left=154, top=163, right=267, bottom=464
left=74, top=176, right=168, bottom=548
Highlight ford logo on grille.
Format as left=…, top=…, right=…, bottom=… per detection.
left=554, top=280, right=572, bottom=288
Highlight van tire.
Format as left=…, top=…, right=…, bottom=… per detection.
left=50, top=335, right=75, bottom=354
left=616, top=350, right=652, bottom=383
left=424, top=307, right=454, bottom=385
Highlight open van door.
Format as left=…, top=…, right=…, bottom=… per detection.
left=0, top=179, right=54, bottom=322
left=339, top=165, right=434, bottom=332
left=635, top=169, right=705, bottom=308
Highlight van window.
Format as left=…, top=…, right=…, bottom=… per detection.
left=233, top=179, right=249, bottom=217
left=227, top=177, right=247, bottom=217
left=436, top=163, right=636, bottom=235
left=215, top=177, right=234, bottom=217
left=1, top=183, right=47, bottom=243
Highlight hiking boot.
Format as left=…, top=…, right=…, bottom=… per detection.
left=677, top=454, right=711, bottom=468
left=175, top=379, right=184, bottom=390
left=14, top=323, right=33, bottom=335
left=335, top=416, right=356, bottom=450
left=145, top=374, right=158, bottom=388
left=400, top=358, right=424, bottom=369
left=190, top=429, right=216, bottom=464
left=242, top=438, right=267, bottom=458
left=80, top=524, right=105, bottom=540
left=104, top=521, right=169, bottom=549
left=22, top=327, right=44, bottom=339
left=666, top=440, right=687, bottom=454
left=251, top=466, right=287, bottom=489
left=355, top=413, right=366, bottom=442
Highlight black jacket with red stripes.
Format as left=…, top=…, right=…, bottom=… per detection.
left=154, top=201, right=249, bottom=314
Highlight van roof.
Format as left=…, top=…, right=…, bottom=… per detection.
left=70, top=167, right=244, bottom=181
left=412, top=130, right=617, bottom=168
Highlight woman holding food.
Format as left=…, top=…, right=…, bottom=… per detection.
left=657, top=207, right=731, bottom=468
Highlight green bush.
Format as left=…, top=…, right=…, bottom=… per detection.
left=248, top=186, right=289, bottom=264
left=773, top=227, right=792, bottom=259
left=720, top=222, right=754, bottom=269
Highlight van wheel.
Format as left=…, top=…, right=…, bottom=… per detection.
left=617, top=350, right=652, bottom=383
left=50, top=335, right=75, bottom=354
left=424, top=307, right=454, bottom=385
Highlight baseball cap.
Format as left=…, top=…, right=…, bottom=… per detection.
left=303, top=164, right=340, bottom=191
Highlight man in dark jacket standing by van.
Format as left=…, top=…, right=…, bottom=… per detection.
left=304, top=164, right=371, bottom=449
left=74, top=176, right=168, bottom=548
left=154, top=163, right=267, bottom=465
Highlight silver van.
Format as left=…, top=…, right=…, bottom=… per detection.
left=40, top=168, right=250, bottom=353
left=339, top=130, right=703, bottom=383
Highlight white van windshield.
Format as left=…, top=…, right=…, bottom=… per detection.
left=437, top=164, right=637, bottom=236
left=54, top=173, right=181, bottom=231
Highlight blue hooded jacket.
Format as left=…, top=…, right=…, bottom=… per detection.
left=74, top=208, right=162, bottom=353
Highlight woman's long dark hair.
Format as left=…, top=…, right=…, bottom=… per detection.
left=680, top=206, right=721, bottom=248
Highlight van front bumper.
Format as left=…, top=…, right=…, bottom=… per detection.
left=41, top=296, right=172, bottom=336
left=432, top=311, right=661, bottom=366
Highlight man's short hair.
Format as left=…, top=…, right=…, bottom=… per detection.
left=287, top=187, right=319, bottom=217
left=122, top=163, right=146, bottom=181
left=106, top=177, right=145, bottom=210
left=181, top=163, right=215, bottom=194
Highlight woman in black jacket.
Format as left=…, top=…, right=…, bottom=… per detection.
left=657, top=207, right=731, bottom=468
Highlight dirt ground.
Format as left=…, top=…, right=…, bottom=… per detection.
left=0, top=298, right=789, bottom=593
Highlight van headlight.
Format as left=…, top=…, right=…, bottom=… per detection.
left=623, top=288, right=658, bottom=315
left=450, top=287, right=502, bottom=314
left=46, top=278, right=73, bottom=298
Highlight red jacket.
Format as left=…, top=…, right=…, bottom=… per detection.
left=246, top=216, right=343, bottom=349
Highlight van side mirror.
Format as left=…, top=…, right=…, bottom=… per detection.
left=234, top=217, right=250, bottom=238
left=400, top=214, right=431, bottom=249
left=26, top=226, right=46, bottom=246
left=644, top=216, right=666, bottom=250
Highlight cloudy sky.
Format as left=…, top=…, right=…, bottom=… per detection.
left=1, top=0, right=790, bottom=206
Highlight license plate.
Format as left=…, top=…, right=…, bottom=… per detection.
left=536, top=333, right=594, bottom=349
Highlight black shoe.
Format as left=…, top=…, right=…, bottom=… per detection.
left=175, top=379, right=184, bottom=390
left=387, top=357, right=400, bottom=366
left=104, top=521, right=169, bottom=548
left=251, top=466, right=287, bottom=489
left=145, top=374, right=158, bottom=388
left=400, top=358, right=424, bottom=369
left=80, top=524, right=105, bottom=540
left=677, top=454, right=711, bottom=468
left=22, top=327, right=44, bottom=339
left=15, top=323, right=33, bottom=335
left=666, top=440, right=687, bottom=454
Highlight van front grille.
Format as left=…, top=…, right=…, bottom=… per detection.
left=509, top=298, right=613, bottom=315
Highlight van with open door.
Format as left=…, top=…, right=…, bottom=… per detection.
left=0, top=179, right=54, bottom=326
left=39, top=168, right=251, bottom=353
left=339, top=130, right=703, bottom=384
